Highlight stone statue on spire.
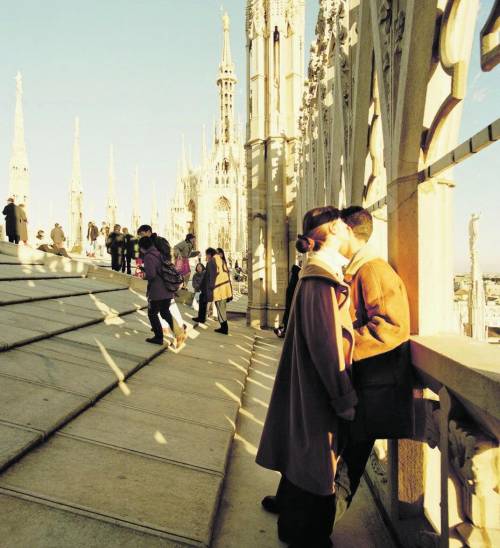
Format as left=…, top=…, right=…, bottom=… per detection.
left=468, top=213, right=486, bottom=341
left=223, top=11, right=230, bottom=31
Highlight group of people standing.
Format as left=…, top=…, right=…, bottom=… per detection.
left=105, top=224, right=136, bottom=274
left=2, top=197, right=28, bottom=244
left=136, top=227, right=234, bottom=346
left=3, top=197, right=71, bottom=257
left=191, top=246, right=233, bottom=335
left=257, top=206, right=413, bottom=548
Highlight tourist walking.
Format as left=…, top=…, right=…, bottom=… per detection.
left=106, top=224, right=124, bottom=271
left=174, top=233, right=200, bottom=288
left=17, top=204, right=28, bottom=244
left=50, top=223, right=66, bottom=250
left=205, top=247, right=233, bottom=335
left=121, top=227, right=135, bottom=275
left=87, top=222, right=99, bottom=256
left=333, top=206, right=413, bottom=522
left=137, top=225, right=187, bottom=347
left=139, top=236, right=175, bottom=345
left=256, top=206, right=357, bottom=547
left=3, top=198, right=20, bottom=244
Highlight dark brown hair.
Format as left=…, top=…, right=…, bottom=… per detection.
left=296, top=206, right=341, bottom=253
left=341, top=206, right=373, bottom=242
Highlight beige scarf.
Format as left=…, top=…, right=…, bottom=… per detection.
left=344, top=245, right=380, bottom=277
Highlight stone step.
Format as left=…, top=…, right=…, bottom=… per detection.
left=0, top=278, right=125, bottom=306
left=0, top=255, right=45, bottom=265
left=0, top=264, right=85, bottom=281
left=0, top=289, right=147, bottom=351
left=0, top=490, right=181, bottom=548
left=0, top=309, right=168, bottom=473
left=0, top=312, right=256, bottom=547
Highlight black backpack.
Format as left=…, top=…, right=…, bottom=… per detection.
left=161, top=260, right=183, bottom=293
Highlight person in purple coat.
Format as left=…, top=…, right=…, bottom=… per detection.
left=139, top=236, right=175, bottom=345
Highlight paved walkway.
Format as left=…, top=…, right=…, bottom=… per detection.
left=0, top=242, right=395, bottom=547
left=0, top=243, right=257, bottom=547
left=212, top=330, right=397, bottom=548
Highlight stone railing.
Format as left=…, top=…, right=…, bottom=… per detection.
left=365, top=336, right=499, bottom=548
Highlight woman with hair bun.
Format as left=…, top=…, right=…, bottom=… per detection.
left=256, top=206, right=357, bottom=547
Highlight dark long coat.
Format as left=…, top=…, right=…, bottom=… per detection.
left=344, top=246, right=413, bottom=440
left=2, top=203, right=19, bottom=238
left=256, top=257, right=358, bottom=496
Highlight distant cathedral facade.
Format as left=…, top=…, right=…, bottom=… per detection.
left=168, top=13, right=247, bottom=260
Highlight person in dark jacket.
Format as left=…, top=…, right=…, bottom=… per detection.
left=2, top=198, right=20, bottom=244
left=106, top=224, right=125, bottom=271
left=274, top=263, right=302, bottom=338
left=139, top=236, right=175, bottom=345
left=137, top=225, right=187, bottom=347
left=191, top=262, right=206, bottom=311
left=121, top=227, right=136, bottom=275
left=192, top=262, right=209, bottom=324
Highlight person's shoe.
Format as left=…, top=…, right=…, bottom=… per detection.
left=145, top=336, right=164, bottom=345
left=273, top=327, right=286, bottom=338
left=261, top=495, right=280, bottom=514
left=214, top=321, right=229, bottom=335
left=192, top=317, right=205, bottom=324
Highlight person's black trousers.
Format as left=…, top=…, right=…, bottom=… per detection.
left=276, top=476, right=336, bottom=548
left=148, top=299, right=174, bottom=338
left=111, top=252, right=122, bottom=272
left=8, top=235, right=20, bottom=244
left=335, top=439, right=374, bottom=508
left=121, top=255, right=132, bottom=275
left=197, top=296, right=208, bottom=322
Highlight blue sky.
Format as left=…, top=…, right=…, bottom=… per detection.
left=0, top=0, right=498, bottom=271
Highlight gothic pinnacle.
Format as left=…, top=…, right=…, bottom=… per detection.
left=9, top=71, right=30, bottom=206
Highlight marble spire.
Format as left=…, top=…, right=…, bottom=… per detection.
left=181, top=134, right=188, bottom=177
left=106, top=144, right=118, bottom=227
left=131, top=166, right=140, bottom=234
left=9, top=71, right=30, bottom=207
left=217, top=12, right=236, bottom=144
left=201, top=124, right=208, bottom=167
left=69, top=117, right=84, bottom=251
left=468, top=213, right=486, bottom=340
left=151, top=181, right=159, bottom=234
